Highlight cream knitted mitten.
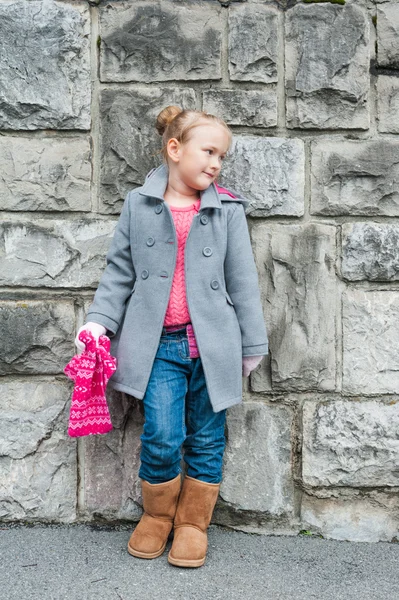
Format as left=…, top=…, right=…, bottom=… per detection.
left=242, top=355, right=263, bottom=377
left=74, top=322, right=107, bottom=354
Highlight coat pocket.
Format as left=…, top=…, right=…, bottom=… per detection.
left=225, top=292, right=234, bottom=306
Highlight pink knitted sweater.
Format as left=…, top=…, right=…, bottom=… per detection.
left=163, top=198, right=201, bottom=356
left=164, top=198, right=201, bottom=326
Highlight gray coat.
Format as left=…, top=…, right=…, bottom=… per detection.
left=85, top=163, right=269, bottom=412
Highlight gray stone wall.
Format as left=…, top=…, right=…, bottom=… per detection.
left=1, top=0, right=399, bottom=543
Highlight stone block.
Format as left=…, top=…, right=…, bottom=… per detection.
left=0, top=380, right=76, bottom=522
left=0, top=219, right=116, bottom=288
left=377, top=76, right=399, bottom=134
left=250, top=223, right=336, bottom=392
left=285, top=3, right=370, bottom=129
left=99, top=1, right=222, bottom=82
left=377, top=4, right=399, bottom=68
left=219, top=402, right=294, bottom=516
left=303, top=399, right=399, bottom=487
left=218, top=136, right=305, bottom=217
left=0, top=299, right=75, bottom=375
left=0, top=0, right=90, bottom=130
left=0, top=137, right=91, bottom=212
left=228, top=4, right=278, bottom=83
left=301, top=493, right=399, bottom=543
left=341, top=223, right=399, bottom=281
left=343, top=290, right=399, bottom=394
left=203, top=89, right=277, bottom=128
left=311, top=139, right=399, bottom=216
left=84, top=392, right=145, bottom=520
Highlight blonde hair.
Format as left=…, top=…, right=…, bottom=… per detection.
left=154, top=106, right=232, bottom=163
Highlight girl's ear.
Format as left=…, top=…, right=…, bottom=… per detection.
left=166, top=137, right=181, bottom=163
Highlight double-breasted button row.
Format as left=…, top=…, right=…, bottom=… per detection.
left=142, top=269, right=169, bottom=278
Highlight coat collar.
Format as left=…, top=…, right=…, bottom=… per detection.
left=138, top=163, right=249, bottom=210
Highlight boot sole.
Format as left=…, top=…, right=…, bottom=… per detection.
left=167, top=551, right=205, bottom=568
left=127, top=541, right=167, bottom=559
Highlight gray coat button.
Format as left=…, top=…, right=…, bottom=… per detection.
left=200, top=214, right=208, bottom=225
left=155, top=204, right=163, bottom=214
left=211, top=280, right=219, bottom=290
left=146, top=237, right=155, bottom=246
left=141, top=269, right=149, bottom=279
left=203, top=247, right=213, bottom=257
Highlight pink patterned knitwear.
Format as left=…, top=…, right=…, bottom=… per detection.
left=163, top=198, right=201, bottom=357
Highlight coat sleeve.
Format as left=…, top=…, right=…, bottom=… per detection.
left=84, top=191, right=136, bottom=337
left=224, top=203, right=269, bottom=357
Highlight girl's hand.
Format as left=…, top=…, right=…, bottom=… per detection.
left=74, top=322, right=107, bottom=354
left=242, top=355, right=263, bottom=377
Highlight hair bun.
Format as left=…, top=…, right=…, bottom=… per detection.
left=155, top=105, right=183, bottom=136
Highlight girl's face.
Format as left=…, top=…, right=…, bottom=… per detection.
left=167, top=122, right=231, bottom=191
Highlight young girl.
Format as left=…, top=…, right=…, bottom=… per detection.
left=75, top=106, right=269, bottom=568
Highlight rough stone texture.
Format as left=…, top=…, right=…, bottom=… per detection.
left=99, top=1, right=222, bottom=82
left=341, top=223, right=399, bottom=281
left=0, top=299, right=75, bottom=375
left=377, top=4, right=399, bottom=68
left=216, top=401, right=295, bottom=529
left=0, top=137, right=91, bottom=212
left=310, top=139, right=399, bottom=216
left=342, top=290, right=399, bottom=394
left=377, top=76, right=399, bottom=134
left=0, top=0, right=91, bottom=130
left=218, top=136, right=305, bottom=217
left=301, top=493, right=399, bottom=543
left=0, top=380, right=76, bottom=522
left=228, top=4, right=278, bottom=83
left=302, top=399, right=399, bottom=487
left=0, top=219, right=116, bottom=288
left=99, top=87, right=195, bottom=212
left=250, top=223, right=336, bottom=393
left=1, top=0, right=399, bottom=541
left=84, top=392, right=145, bottom=520
left=285, top=3, right=370, bottom=129
left=202, top=89, right=277, bottom=128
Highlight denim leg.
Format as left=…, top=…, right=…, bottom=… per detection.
left=182, top=345, right=227, bottom=484
left=138, top=335, right=188, bottom=484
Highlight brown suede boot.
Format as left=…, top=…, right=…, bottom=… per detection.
left=127, top=473, right=181, bottom=559
left=167, top=475, right=220, bottom=568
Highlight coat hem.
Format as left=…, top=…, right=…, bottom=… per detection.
left=108, top=380, right=145, bottom=399
left=212, top=396, right=243, bottom=412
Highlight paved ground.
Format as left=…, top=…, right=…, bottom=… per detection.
left=1, top=522, right=399, bottom=600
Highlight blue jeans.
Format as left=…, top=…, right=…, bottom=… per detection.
left=138, top=326, right=227, bottom=484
